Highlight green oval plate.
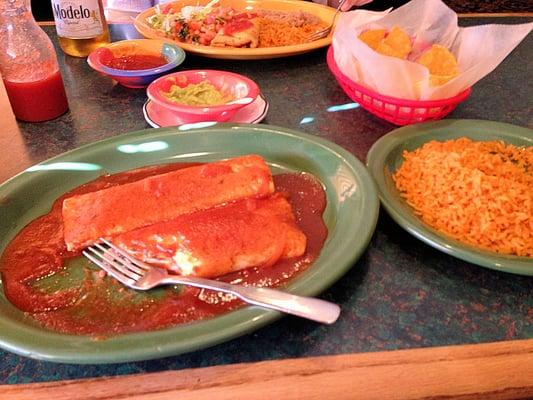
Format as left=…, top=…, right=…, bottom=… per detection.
left=0, top=124, right=379, bottom=363
left=367, top=119, right=532, bottom=276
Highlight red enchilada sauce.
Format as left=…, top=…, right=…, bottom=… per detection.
left=223, top=13, right=257, bottom=35
left=0, top=163, right=327, bottom=336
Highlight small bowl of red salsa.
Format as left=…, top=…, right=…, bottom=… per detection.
left=87, top=39, right=186, bottom=88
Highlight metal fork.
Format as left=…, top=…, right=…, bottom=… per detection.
left=307, top=0, right=348, bottom=42
left=83, top=238, right=341, bottom=324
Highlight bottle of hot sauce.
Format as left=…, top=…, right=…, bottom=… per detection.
left=51, top=0, right=110, bottom=57
left=0, top=0, right=69, bottom=122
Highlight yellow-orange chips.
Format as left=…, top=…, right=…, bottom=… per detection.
left=358, top=26, right=412, bottom=59
left=377, top=26, right=411, bottom=59
left=357, top=27, right=460, bottom=85
left=393, top=138, right=533, bottom=257
left=358, top=28, right=386, bottom=50
left=416, top=44, right=459, bottom=86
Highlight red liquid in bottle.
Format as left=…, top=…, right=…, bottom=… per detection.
left=4, top=70, right=69, bottom=122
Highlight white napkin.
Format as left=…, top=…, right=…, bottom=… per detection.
left=332, top=0, right=533, bottom=100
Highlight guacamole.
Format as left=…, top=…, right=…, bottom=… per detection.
left=162, top=81, right=234, bottom=106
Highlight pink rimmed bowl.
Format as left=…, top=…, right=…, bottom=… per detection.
left=146, top=70, right=260, bottom=123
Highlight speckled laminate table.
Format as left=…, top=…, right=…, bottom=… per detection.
left=0, top=17, right=531, bottom=385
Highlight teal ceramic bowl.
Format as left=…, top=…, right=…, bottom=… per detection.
left=0, top=124, right=379, bottom=363
left=87, top=39, right=186, bottom=88
left=367, top=119, right=533, bottom=276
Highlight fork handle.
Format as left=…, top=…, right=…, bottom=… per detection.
left=162, top=276, right=341, bottom=325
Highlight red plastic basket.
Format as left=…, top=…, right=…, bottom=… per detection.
left=327, top=46, right=471, bottom=126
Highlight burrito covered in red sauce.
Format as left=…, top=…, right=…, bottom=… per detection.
left=0, top=157, right=326, bottom=334
left=113, top=193, right=306, bottom=278
left=62, top=155, right=274, bottom=251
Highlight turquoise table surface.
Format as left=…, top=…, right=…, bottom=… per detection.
left=0, top=17, right=531, bottom=384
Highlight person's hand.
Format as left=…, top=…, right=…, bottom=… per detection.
left=340, top=0, right=373, bottom=11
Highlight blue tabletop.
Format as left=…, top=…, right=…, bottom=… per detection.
left=1, top=17, right=532, bottom=384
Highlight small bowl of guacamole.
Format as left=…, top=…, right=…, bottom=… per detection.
left=147, top=70, right=260, bottom=123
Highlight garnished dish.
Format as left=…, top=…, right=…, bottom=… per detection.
left=134, top=0, right=337, bottom=60
left=358, top=26, right=459, bottom=86
left=146, top=0, right=326, bottom=48
left=394, top=138, right=532, bottom=257
left=0, top=155, right=328, bottom=335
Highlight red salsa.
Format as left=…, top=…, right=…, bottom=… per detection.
left=0, top=163, right=327, bottom=336
left=102, top=54, right=168, bottom=70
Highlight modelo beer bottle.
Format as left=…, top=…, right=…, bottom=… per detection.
left=0, top=0, right=69, bottom=122
left=51, top=0, right=110, bottom=57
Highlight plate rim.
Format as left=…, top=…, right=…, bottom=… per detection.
left=143, top=94, right=269, bottom=128
left=366, top=118, right=533, bottom=276
left=134, top=0, right=336, bottom=60
left=0, top=124, right=379, bottom=363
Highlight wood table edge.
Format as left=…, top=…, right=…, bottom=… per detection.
left=2, top=338, right=532, bottom=400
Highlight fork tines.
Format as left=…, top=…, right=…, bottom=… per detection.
left=82, top=239, right=147, bottom=287
left=307, top=29, right=330, bottom=42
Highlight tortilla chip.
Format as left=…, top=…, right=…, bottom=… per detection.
left=375, top=42, right=405, bottom=59
left=417, top=44, right=459, bottom=86
left=358, top=29, right=387, bottom=50
left=379, top=26, right=411, bottom=59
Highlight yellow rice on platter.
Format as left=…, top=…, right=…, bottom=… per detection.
left=393, top=137, right=532, bottom=257
left=257, top=10, right=326, bottom=48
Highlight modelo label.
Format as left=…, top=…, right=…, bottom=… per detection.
left=52, top=0, right=104, bottom=39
